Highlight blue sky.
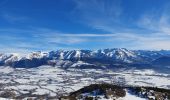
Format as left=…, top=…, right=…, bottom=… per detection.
left=0, top=0, right=170, bottom=53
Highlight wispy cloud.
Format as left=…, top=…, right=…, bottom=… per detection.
left=1, top=0, right=170, bottom=52
left=71, top=0, right=170, bottom=50
left=1, top=26, right=170, bottom=53
left=72, top=0, right=123, bottom=33
left=137, top=4, right=170, bottom=35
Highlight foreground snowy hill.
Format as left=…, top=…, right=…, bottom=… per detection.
left=63, top=84, right=169, bottom=100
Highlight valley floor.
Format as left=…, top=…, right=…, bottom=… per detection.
left=0, top=66, right=169, bottom=99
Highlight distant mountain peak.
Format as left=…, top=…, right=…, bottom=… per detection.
left=0, top=48, right=170, bottom=68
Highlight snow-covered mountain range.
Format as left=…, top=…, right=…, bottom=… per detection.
left=0, top=48, right=170, bottom=69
